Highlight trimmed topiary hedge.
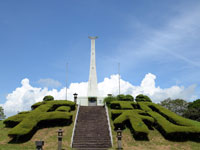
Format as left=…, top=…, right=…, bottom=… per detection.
left=43, top=95, right=54, bottom=101
left=56, top=106, right=71, bottom=112
left=110, top=101, right=136, bottom=109
left=3, top=100, right=76, bottom=142
left=110, top=100, right=200, bottom=141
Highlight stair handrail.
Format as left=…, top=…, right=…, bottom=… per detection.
left=70, top=104, right=80, bottom=147
left=105, top=103, right=113, bottom=146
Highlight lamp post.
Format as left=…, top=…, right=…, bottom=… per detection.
left=35, top=140, right=44, bottom=150
left=73, top=93, right=78, bottom=104
left=58, top=129, right=63, bottom=150
left=117, top=128, right=122, bottom=150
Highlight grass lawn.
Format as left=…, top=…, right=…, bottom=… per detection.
left=0, top=108, right=77, bottom=150
left=108, top=107, right=200, bottom=150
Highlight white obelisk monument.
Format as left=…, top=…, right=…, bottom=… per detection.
left=76, top=36, right=104, bottom=106
left=87, top=36, right=98, bottom=97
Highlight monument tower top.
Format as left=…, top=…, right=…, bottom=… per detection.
left=88, top=36, right=98, bottom=40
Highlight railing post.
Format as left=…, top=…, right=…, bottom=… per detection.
left=35, top=140, right=44, bottom=150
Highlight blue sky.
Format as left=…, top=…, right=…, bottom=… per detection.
left=1, top=0, right=200, bottom=115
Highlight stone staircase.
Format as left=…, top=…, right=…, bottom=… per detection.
left=72, top=106, right=112, bottom=150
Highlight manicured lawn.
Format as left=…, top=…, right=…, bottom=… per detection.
left=0, top=108, right=77, bottom=150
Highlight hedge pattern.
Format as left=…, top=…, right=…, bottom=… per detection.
left=3, top=100, right=75, bottom=142
left=110, top=101, right=200, bottom=141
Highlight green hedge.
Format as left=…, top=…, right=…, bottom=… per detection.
left=4, top=114, right=28, bottom=128
left=110, top=101, right=200, bottom=141
left=8, top=112, right=72, bottom=138
left=4, top=100, right=75, bottom=142
left=113, top=110, right=154, bottom=139
left=110, top=101, right=135, bottom=109
left=56, top=106, right=71, bottom=112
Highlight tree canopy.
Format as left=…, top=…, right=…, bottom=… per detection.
left=160, top=98, right=188, bottom=116
left=0, top=106, right=6, bottom=120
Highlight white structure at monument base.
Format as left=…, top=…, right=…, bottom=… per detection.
left=77, top=97, right=104, bottom=106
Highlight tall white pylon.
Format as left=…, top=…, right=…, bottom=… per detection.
left=87, top=36, right=98, bottom=97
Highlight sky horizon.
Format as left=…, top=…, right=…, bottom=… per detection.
left=1, top=0, right=200, bottom=117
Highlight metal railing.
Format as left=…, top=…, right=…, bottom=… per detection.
left=105, top=104, right=113, bottom=146
left=70, top=104, right=80, bottom=147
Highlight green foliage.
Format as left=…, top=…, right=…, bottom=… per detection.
left=183, top=108, right=200, bottom=121
left=135, top=94, right=152, bottom=102
left=188, top=99, right=200, bottom=109
left=110, top=101, right=200, bottom=141
left=56, top=106, right=71, bottom=112
left=182, top=99, right=200, bottom=121
left=125, top=94, right=134, bottom=101
left=160, top=98, right=188, bottom=116
left=103, top=96, right=117, bottom=106
left=43, top=95, right=54, bottom=101
left=110, top=101, right=136, bottom=109
left=117, top=94, right=134, bottom=101
left=3, top=100, right=75, bottom=142
left=0, top=106, right=6, bottom=120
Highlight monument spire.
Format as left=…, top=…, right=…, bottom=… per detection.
left=87, top=36, right=98, bottom=97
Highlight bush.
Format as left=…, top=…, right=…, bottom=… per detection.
left=110, top=101, right=200, bottom=141
left=135, top=94, right=152, bottom=102
left=110, top=101, right=135, bottom=109
left=43, top=95, right=54, bottom=101
left=103, top=96, right=117, bottom=106
left=4, top=100, right=76, bottom=142
left=116, top=94, right=134, bottom=101
left=56, top=106, right=71, bottom=112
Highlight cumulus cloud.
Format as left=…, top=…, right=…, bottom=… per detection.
left=37, top=78, right=62, bottom=88
left=0, top=73, right=197, bottom=117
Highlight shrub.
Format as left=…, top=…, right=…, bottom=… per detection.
left=116, top=94, right=134, bottom=101
left=110, top=101, right=135, bottom=109
left=4, top=100, right=76, bottom=142
left=43, top=95, right=54, bottom=101
left=103, top=96, right=117, bottom=106
left=135, top=94, right=152, bottom=102
left=125, top=94, right=134, bottom=101
left=110, top=101, right=200, bottom=141
left=56, top=106, right=71, bottom=112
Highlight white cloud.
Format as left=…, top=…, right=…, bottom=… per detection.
left=37, top=78, right=62, bottom=88
left=0, top=73, right=196, bottom=117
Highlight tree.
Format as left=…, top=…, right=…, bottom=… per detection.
left=43, top=95, right=54, bottom=101
left=135, top=94, right=152, bottom=102
left=188, top=99, right=200, bottom=109
left=0, top=106, right=6, bottom=120
left=160, top=98, right=188, bottom=116
left=183, top=99, right=200, bottom=121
